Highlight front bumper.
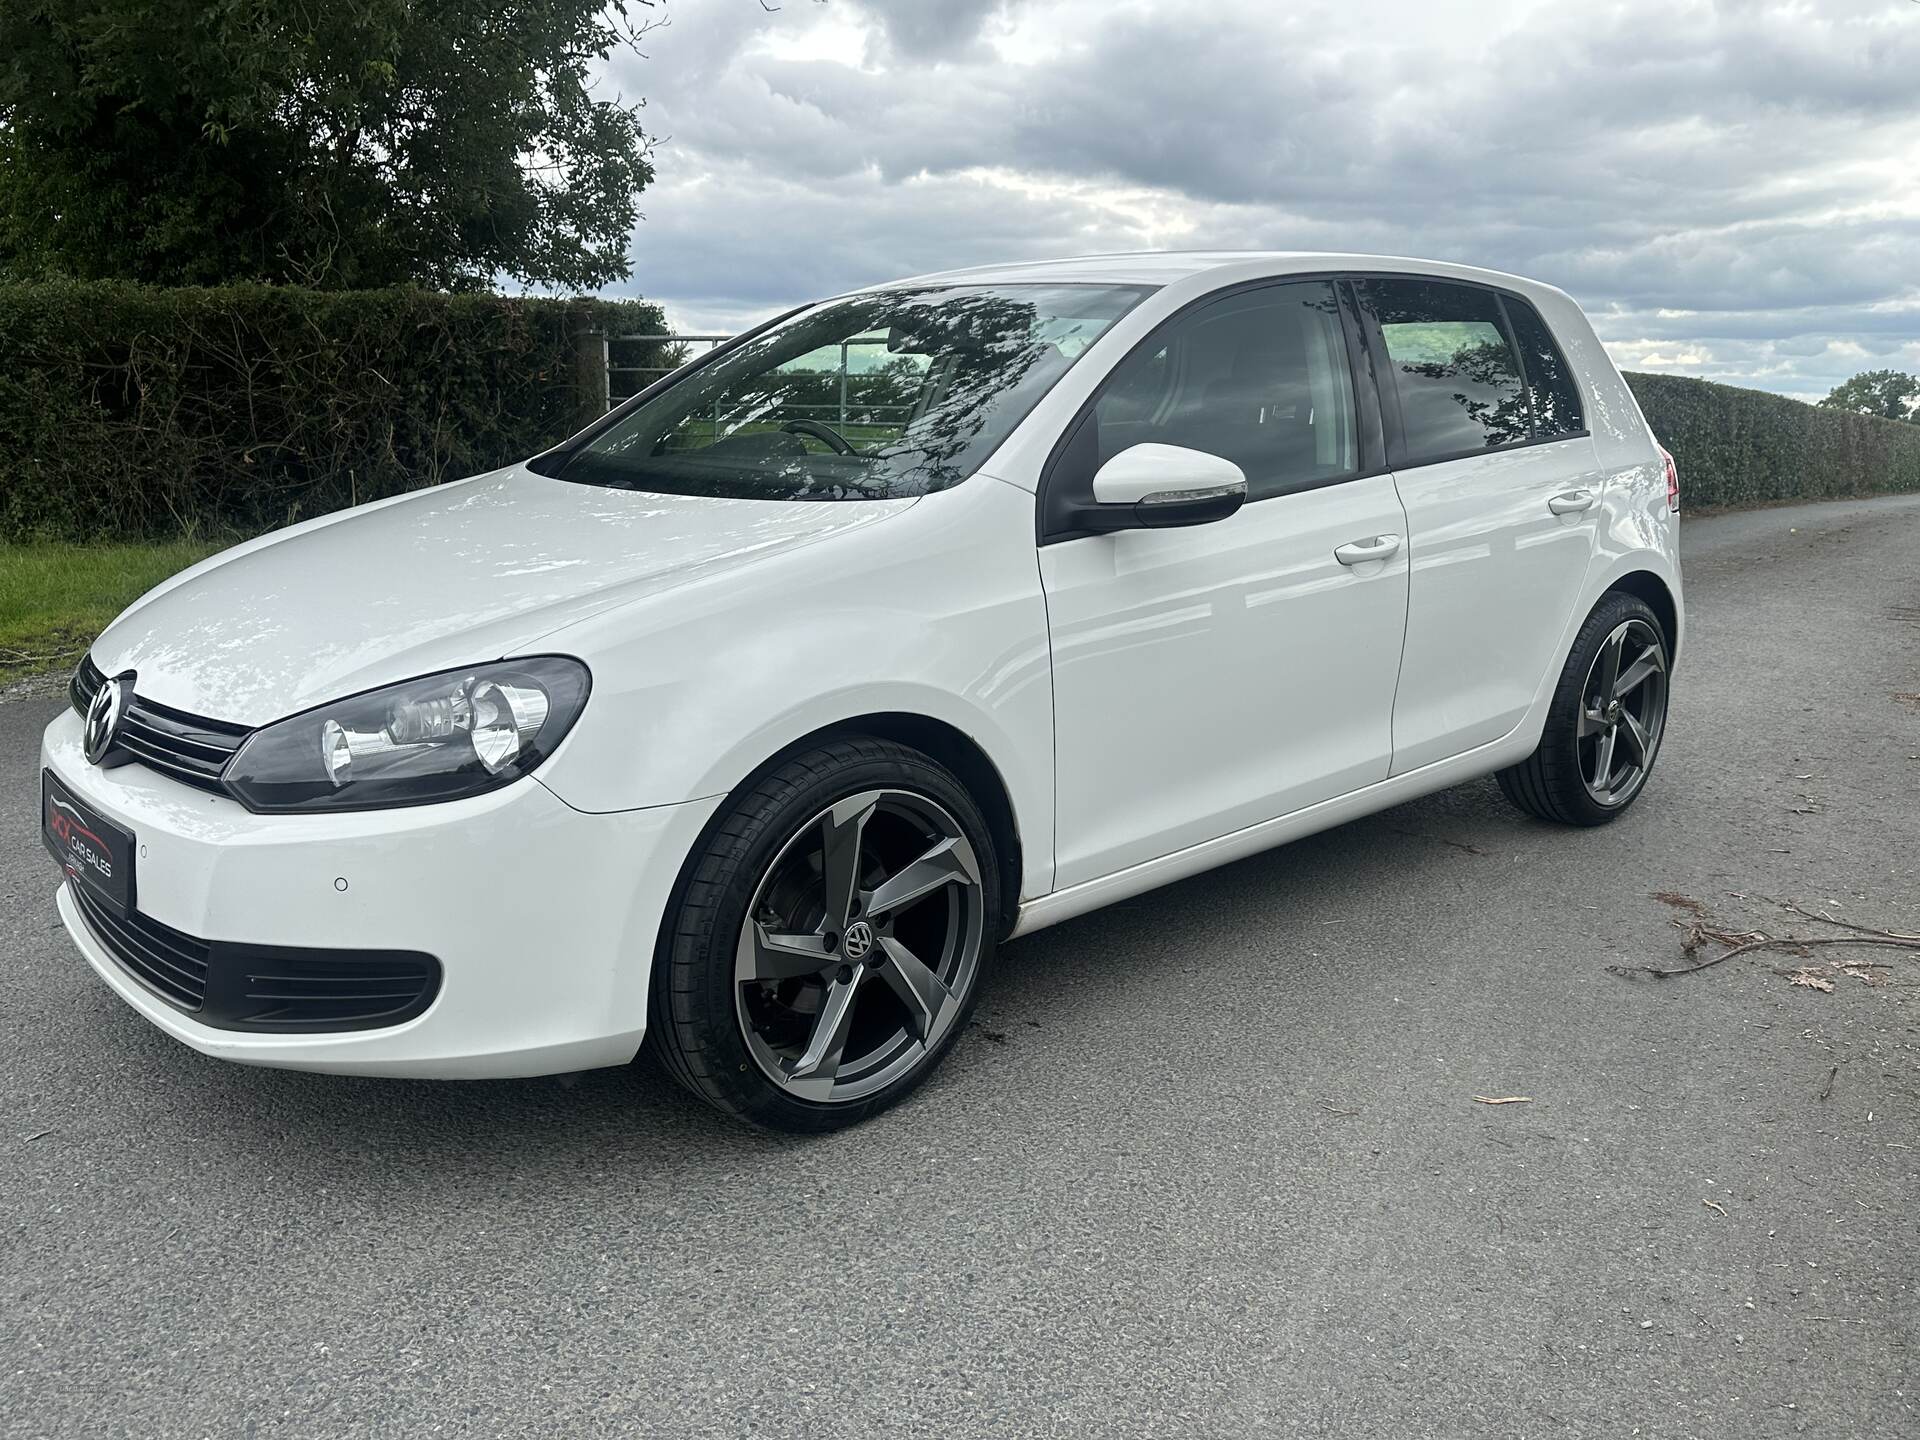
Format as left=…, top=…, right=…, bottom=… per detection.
left=40, top=708, right=721, bottom=1078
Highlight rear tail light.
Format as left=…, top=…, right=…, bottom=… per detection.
left=1660, top=445, right=1679, bottom=513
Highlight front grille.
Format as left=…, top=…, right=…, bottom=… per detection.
left=71, top=883, right=210, bottom=1011
left=68, top=884, right=442, bottom=1033
left=73, top=656, right=251, bottom=795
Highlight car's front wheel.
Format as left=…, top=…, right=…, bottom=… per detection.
left=1497, top=590, right=1672, bottom=826
left=648, top=737, right=999, bottom=1131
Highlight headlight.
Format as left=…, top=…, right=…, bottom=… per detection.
left=225, top=658, right=591, bottom=813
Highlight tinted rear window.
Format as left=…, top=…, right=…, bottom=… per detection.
left=1359, top=278, right=1530, bottom=463
left=1504, top=297, right=1585, bottom=438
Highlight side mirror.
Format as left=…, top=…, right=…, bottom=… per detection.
left=1081, top=444, right=1248, bottom=532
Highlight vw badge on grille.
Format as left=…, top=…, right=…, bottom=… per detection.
left=84, top=672, right=133, bottom=766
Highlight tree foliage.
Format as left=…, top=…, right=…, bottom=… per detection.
left=0, top=0, right=658, bottom=291
left=1819, top=369, right=1920, bottom=424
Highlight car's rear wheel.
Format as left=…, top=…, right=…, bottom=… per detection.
left=1497, top=591, right=1671, bottom=826
left=648, top=737, right=998, bottom=1131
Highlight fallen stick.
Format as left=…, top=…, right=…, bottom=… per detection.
left=1610, top=934, right=1920, bottom=981
left=1768, top=900, right=1920, bottom=943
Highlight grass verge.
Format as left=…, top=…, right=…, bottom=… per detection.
left=0, top=539, right=221, bottom=687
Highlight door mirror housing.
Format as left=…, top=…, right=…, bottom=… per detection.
left=1077, top=443, right=1248, bottom=532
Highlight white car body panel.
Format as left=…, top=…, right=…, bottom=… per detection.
left=41, top=707, right=721, bottom=1075
left=532, top=473, right=1059, bottom=901
left=1387, top=437, right=1608, bottom=774
left=40, top=249, right=1683, bottom=1079
left=1040, top=474, right=1409, bottom=888
left=1010, top=718, right=1542, bottom=939
left=91, top=467, right=913, bottom=726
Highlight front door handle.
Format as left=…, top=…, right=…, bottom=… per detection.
left=1333, top=534, right=1402, bottom=567
left=1548, top=489, right=1596, bottom=515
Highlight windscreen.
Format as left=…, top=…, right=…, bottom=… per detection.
left=552, top=283, right=1149, bottom=501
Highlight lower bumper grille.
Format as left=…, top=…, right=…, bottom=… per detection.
left=69, top=885, right=441, bottom=1033
left=219, top=950, right=443, bottom=1031
left=72, top=883, right=209, bottom=1010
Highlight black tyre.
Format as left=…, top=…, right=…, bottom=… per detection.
left=1496, top=591, right=1671, bottom=827
left=648, top=737, right=1000, bottom=1132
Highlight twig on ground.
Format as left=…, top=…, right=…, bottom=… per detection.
left=1702, top=1198, right=1728, bottom=1217
left=1765, top=899, right=1920, bottom=942
left=1611, top=932, right=1920, bottom=981
left=1472, top=1095, right=1532, bottom=1105
left=1818, top=1065, right=1840, bottom=1102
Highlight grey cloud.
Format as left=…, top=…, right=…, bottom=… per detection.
left=842, top=0, right=1007, bottom=61
left=602, top=0, right=1920, bottom=398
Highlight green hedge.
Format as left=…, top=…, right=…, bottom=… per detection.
left=1624, top=370, right=1920, bottom=510
left=0, top=281, right=670, bottom=541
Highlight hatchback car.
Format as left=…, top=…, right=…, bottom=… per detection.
left=41, top=252, right=1681, bottom=1130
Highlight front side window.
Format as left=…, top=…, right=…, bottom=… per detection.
left=553, top=284, right=1147, bottom=501
left=1360, top=278, right=1530, bottom=463
left=1504, top=297, right=1585, bottom=438
left=1090, top=280, right=1358, bottom=502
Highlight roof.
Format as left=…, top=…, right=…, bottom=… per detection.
left=872, top=250, right=1550, bottom=295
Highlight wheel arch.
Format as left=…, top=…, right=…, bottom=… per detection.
left=693, top=712, right=1027, bottom=942
left=827, top=714, right=1023, bottom=938
left=1604, top=569, right=1681, bottom=667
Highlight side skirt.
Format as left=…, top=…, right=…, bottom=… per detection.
left=1008, top=729, right=1537, bottom=940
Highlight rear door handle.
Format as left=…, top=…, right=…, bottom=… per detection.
left=1548, top=489, right=1596, bottom=515
left=1333, top=534, right=1402, bottom=567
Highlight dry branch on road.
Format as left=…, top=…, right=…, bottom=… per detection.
left=1610, top=897, right=1920, bottom=981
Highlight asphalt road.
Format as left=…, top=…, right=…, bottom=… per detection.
left=3, top=496, right=1917, bottom=1439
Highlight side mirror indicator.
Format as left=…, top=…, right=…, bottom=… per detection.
left=1080, top=443, right=1248, bottom=532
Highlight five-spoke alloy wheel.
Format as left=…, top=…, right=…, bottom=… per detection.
left=736, top=788, right=986, bottom=1104
left=1498, top=590, right=1673, bottom=826
left=1576, top=616, right=1668, bottom=808
left=650, top=739, right=999, bottom=1131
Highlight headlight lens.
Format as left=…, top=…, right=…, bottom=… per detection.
left=225, top=657, right=591, bottom=813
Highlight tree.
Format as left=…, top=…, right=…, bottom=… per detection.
left=0, top=1, right=659, bottom=291
left=1819, top=370, right=1920, bottom=423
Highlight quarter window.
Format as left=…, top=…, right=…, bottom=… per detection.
left=1504, top=297, right=1584, bottom=438
left=1360, top=279, right=1530, bottom=463
left=1091, top=281, right=1358, bottom=502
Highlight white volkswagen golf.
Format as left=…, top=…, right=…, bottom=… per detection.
left=41, top=252, right=1681, bottom=1130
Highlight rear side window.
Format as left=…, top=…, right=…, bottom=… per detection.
left=1090, top=280, right=1358, bottom=502
left=1359, top=278, right=1530, bottom=463
left=1503, top=297, right=1584, bottom=438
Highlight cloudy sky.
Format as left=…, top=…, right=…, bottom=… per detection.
left=597, top=0, right=1920, bottom=400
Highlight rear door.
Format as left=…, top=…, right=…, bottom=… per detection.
left=1039, top=279, right=1409, bottom=889
left=1354, top=277, right=1605, bottom=774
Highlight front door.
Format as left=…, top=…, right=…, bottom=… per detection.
left=1040, top=280, right=1410, bottom=890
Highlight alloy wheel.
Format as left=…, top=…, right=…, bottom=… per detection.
left=734, top=788, right=986, bottom=1104
left=1578, top=617, right=1669, bottom=807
